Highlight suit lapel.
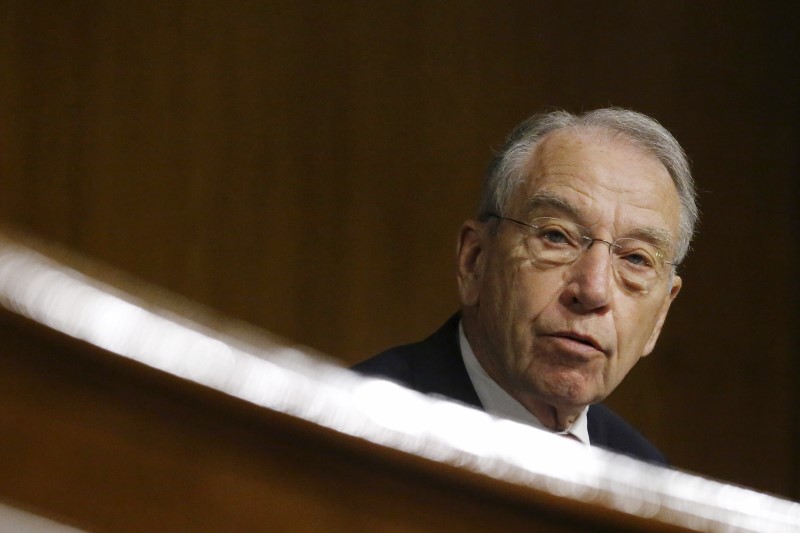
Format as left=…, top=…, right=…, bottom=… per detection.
left=411, top=314, right=483, bottom=409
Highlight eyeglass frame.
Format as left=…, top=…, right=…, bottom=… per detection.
left=479, top=212, right=677, bottom=286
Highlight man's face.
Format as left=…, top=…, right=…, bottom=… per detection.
left=458, top=128, right=683, bottom=411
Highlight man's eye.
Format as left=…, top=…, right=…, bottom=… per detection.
left=539, top=228, right=571, bottom=245
left=621, top=252, right=654, bottom=268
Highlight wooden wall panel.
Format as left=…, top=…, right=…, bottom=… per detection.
left=1, top=0, right=798, bottom=500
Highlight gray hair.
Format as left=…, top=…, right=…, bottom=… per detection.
left=480, top=108, right=699, bottom=264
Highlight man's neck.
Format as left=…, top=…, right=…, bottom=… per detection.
left=510, top=388, right=583, bottom=432
left=458, top=318, right=588, bottom=435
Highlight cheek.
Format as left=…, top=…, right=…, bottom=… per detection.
left=487, top=260, right=560, bottom=318
left=513, top=267, right=565, bottom=317
left=486, top=266, right=564, bottom=357
left=615, top=298, right=665, bottom=353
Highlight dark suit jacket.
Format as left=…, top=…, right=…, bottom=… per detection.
left=353, top=314, right=667, bottom=465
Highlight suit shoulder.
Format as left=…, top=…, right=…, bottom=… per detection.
left=352, top=314, right=461, bottom=382
left=351, top=342, right=422, bottom=388
left=350, top=314, right=480, bottom=408
left=588, top=403, right=668, bottom=465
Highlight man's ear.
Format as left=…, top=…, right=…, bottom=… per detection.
left=456, top=220, right=486, bottom=307
left=642, top=275, right=682, bottom=356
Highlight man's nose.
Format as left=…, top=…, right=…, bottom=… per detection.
left=562, top=241, right=614, bottom=310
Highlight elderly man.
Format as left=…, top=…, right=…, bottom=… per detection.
left=354, top=108, right=698, bottom=464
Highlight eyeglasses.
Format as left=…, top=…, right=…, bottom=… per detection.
left=482, top=214, right=675, bottom=292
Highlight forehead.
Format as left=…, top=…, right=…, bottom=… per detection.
left=514, top=128, right=682, bottom=241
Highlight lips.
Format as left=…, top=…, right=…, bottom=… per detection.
left=548, top=331, right=604, bottom=353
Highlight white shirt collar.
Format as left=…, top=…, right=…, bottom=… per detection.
left=458, top=320, right=591, bottom=445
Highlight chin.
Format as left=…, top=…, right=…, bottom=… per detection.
left=537, top=373, right=602, bottom=408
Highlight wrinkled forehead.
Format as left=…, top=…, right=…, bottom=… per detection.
left=528, top=126, right=661, bottom=175
left=511, top=127, right=682, bottom=244
left=520, top=126, right=677, bottom=197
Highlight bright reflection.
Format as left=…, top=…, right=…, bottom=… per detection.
left=354, top=379, right=430, bottom=434
left=0, top=501, right=85, bottom=533
left=1, top=234, right=799, bottom=533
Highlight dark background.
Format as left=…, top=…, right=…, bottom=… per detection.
left=1, top=1, right=798, bottom=499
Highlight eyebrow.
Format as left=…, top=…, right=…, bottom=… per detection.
left=624, top=227, right=675, bottom=253
left=524, top=191, right=676, bottom=252
left=524, top=191, right=580, bottom=219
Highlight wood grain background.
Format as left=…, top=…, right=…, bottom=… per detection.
left=1, top=1, right=798, bottom=500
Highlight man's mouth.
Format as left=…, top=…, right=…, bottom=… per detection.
left=550, top=332, right=603, bottom=353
